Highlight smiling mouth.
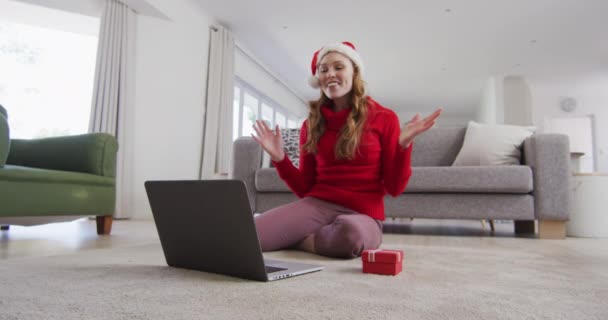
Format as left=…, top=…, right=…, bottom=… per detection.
left=327, top=82, right=340, bottom=88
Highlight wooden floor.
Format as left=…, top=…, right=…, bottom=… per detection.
left=1, top=218, right=528, bottom=261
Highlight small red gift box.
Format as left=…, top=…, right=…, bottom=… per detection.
left=361, top=249, right=404, bottom=276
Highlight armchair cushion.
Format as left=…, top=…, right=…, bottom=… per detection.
left=0, top=165, right=116, bottom=218
left=6, top=133, right=118, bottom=177
left=0, top=165, right=114, bottom=186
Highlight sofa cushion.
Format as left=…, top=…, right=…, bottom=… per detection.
left=407, top=166, right=533, bottom=193
left=265, top=127, right=468, bottom=168
left=256, top=168, right=288, bottom=192
left=384, top=193, right=534, bottom=220
left=255, top=165, right=533, bottom=194
left=411, top=127, right=466, bottom=166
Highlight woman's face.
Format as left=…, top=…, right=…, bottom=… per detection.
left=317, top=52, right=355, bottom=100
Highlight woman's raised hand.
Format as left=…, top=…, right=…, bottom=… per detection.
left=399, top=108, right=443, bottom=148
left=251, top=120, right=285, bottom=162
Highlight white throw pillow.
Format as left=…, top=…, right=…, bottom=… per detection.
left=452, top=121, right=536, bottom=166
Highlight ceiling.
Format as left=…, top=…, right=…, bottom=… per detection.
left=12, top=0, right=168, bottom=20
left=194, top=0, right=608, bottom=116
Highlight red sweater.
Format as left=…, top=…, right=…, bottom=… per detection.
left=272, top=97, right=413, bottom=220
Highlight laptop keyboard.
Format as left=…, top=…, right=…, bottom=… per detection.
left=265, top=265, right=287, bottom=273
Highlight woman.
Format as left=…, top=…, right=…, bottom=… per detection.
left=252, top=41, right=442, bottom=258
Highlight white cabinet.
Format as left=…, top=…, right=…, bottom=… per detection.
left=567, top=173, right=608, bottom=238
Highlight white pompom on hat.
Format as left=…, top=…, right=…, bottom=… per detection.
left=307, top=41, right=364, bottom=89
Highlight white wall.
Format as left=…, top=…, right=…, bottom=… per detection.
left=127, top=0, right=215, bottom=218
left=503, top=76, right=533, bottom=126
left=235, top=47, right=308, bottom=118
left=529, top=73, right=608, bottom=173
left=5, top=0, right=211, bottom=219
left=476, top=76, right=503, bottom=124
left=396, top=111, right=470, bottom=127
left=476, top=75, right=534, bottom=126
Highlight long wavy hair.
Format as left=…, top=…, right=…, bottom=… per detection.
left=303, top=63, right=368, bottom=160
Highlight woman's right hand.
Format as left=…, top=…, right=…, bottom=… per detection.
left=251, top=120, right=285, bottom=162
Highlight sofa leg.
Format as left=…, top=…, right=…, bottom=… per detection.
left=1, top=225, right=9, bottom=231
left=514, top=220, right=535, bottom=234
left=538, top=220, right=566, bottom=239
left=96, top=216, right=113, bottom=235
left=481, top=220, right=496, bottom=232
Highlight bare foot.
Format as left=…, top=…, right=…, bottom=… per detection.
left=296, top=234, right=316, bottom=253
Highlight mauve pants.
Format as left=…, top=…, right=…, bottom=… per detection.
left=254, top=197, right=383, bottom=259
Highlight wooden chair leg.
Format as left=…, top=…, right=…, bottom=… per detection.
left=1, top=225, right=9, bottom=231
left=489, top=220, right=495, bottom=232
left=538, top=220, right=566, bottom=239
left=96, top=216, right=113, bottom=235
left=481, top=219, right=486, bottom=229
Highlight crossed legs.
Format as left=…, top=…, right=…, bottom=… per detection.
left=254, top=197, right=383, bottom=259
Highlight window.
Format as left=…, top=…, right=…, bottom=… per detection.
left=241, top=93, right=258, bottom=138
left=261, top=103, right=273, bottom=126
left=232, top=77, right=303, bottom=141
left=0, top=3, right=99, bottom=139
left=287, top=119, right=300, bottom=128
left=275, top=111, right=286, bottom=129
left=232, top=86, right=240, bottom=141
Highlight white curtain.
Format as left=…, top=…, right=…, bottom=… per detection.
left=89, top=0, right=136, bottom=219
left=200, top=25, right=235, bottom=179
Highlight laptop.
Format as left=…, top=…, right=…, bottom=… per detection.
left=144, top=179, right=323, bottom=281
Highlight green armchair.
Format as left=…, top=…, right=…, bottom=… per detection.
left=0, top=104, right=118, bottom=235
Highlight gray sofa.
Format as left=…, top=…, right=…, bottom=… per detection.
left=232, top=127, right=571, bottom=239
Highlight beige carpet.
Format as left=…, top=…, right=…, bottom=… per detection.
left=1, top=234, right=607, bottom=320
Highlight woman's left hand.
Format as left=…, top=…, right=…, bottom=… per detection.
left=399, top=108, right=443, bottom=148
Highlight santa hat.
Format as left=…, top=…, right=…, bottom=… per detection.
left=308, top=41, right=364, bottom=89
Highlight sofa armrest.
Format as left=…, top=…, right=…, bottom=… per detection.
left=0, top=107, right=8, bottom=167
left=523, top=133, right=570, bottom=221
left=230, top=137, right=263, bottom=212
left=6, top=133, right=119, bottom=177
